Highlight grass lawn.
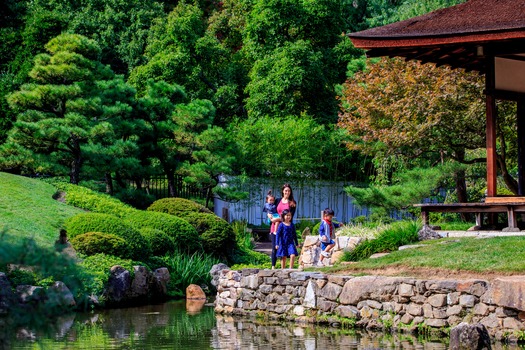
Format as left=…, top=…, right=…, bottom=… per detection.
left=0, top=172, right=84, bottom=247
left=331, top=235, right=525, bottom=278
left=2, top=171, right=525, bottom=279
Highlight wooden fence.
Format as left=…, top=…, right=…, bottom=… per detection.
left=128, top=175, right=206, bottom=200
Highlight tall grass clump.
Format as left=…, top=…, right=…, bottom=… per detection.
left=153, top=251, right=220, bottom=298
left=343, top=220, right=421, bottom=261
left=232, top=221, right=255, bottom=251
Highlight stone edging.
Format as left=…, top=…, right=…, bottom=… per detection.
left=214, top=268, right=525, bottom=342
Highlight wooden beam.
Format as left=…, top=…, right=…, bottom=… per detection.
left=484, top=88, right=525, bottom=101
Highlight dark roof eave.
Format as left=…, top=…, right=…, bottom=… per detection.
left=349, top=29, right=525, bottom=50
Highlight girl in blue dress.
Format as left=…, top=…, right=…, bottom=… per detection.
left=275, top=209, right=299, bottom=269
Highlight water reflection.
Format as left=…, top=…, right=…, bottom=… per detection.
left=2, top=302, right=521, bottom=349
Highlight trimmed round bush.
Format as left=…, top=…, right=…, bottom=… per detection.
left=122, top=211, right=202, bottom=253
left=64, top=212, right=151, bottom=260
left=139, top=228, right=176, bottom=256
left=147, top=198, right=212, bottom=218
left=70, top=232, right=131, bottom=258
left=184, top=212, right=236, bottom=257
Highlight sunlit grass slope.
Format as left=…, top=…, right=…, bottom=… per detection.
left=0, top=172, right=84, bottom=246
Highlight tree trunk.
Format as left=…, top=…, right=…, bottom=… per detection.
left=167, top=171, right=177, bottom=197
left=454, top=149, right=470, bottom=221
left=70, top=139, right=82, bottom=184
left=496, top=131, right=519, bottom=194
left=105, top=172, right=113, bottom=195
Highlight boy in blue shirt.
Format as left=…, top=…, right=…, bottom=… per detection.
left=318, top=208, right=342, bottom=267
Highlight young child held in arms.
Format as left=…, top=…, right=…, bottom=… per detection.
left=318, top=208, right=342, bottom=267
left=275, top=209, right=299, bottom=269
left=263, top=190, right=279, bottom=228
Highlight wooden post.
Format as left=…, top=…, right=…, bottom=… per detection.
left=517, top=99, right=525, bottom=195
left=485, top=56, right=497, bottom=198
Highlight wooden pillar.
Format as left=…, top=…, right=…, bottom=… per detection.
left=517, top=100, right=525, bottom=195
left=485, top=56, right=497, bottom=197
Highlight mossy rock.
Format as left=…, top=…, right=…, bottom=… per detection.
left=184, top=212, right=236, bottom=257
left=122, top=211, right=202, bottom=253
left=64, top=212, right=151, bottom=260
left=147, top=198, right=212, bottom=218
left=139, top=228, right=176, bottom=256
left=70, top=231, right=131, bottom=258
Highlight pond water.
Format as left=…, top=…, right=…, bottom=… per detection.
left=0, top=300, right=517, bottom=349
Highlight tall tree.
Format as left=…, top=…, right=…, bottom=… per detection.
left=182, top=126, right=243, bottom=207
left=242, top=0, right=362, bottom=124
left=339, top=57, right=518, bottom=200
left=129, top=1, right=246, bottom=126
left=137, top=80, right=215, bottom=197
left=2, top=34, right=138, bottom=184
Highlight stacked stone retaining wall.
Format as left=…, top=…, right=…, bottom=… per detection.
left=214, top=268, right=525, bottom=342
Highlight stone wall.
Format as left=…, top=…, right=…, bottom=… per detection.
left=214, top=268, right=525, bottom=342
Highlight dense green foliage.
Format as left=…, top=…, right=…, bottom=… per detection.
left=122, top=210, right=202, bottom=254
left=69, top=232, right=131, bottom=258
left=55, top=182, right=136, bottom=217
left=147, top=197, right=212, bottom=217
left=183, top=212, right=236, bottom=258
left=64, top=212, right=151, bottom=260
left=0, top=232, right=91, bottom=311
left=139, top=227, right=176, bottom=256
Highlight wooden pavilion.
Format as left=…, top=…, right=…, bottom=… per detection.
left=347, top=0, right=525, bottom=228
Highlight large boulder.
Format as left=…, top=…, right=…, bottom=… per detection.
left=105, top=265, right=132, bottom=304
left=46, top=281, right=76, bottom=309
left=450, top=322, right=492, bottom=350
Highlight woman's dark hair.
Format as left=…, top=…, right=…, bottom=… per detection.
left=281, top=183, right=296, bottom=207
left=281, top=209, right=291, bottom=221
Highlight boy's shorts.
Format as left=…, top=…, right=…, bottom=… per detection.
left=320, top=239, right=335, bottom=251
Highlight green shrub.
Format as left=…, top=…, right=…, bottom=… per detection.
left=184, top=212, right=236, bottom=258
left=69, top=232, right=131, bottom=258
left=8, top=268, right=37, bottom=286
left=139, top=228, right=176, bottom=256
left=122, top=211, right=202, bottom=253
left=147, top=197, right=212, bottom=218
left=54, top=183, right=135, bottom=217
left=114, top=188, right=156, bottom=210
left=64, top=213, right=151, bottom=260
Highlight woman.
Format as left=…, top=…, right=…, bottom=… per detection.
left=268, top=183, right=297, bottom=269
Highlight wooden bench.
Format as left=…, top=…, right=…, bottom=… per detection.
left=414, top=200, right=525, bottom=229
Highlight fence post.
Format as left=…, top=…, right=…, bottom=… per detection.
left=222, top=207, right=229, bottom=222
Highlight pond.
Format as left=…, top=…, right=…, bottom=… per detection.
left=0, top=300, right=515, bottom=349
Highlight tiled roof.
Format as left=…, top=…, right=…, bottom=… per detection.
left=348, top=0, right=525, bottom=73
left=351, top=0, right=525, bottom=38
